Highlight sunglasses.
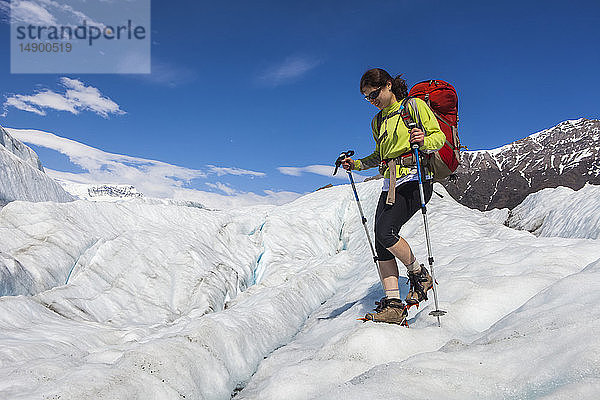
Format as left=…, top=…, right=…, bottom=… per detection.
left=364, top=87, right=383, bottom=101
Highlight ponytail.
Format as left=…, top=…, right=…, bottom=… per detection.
left=391, top=74, right=408, bottom=101
left=360, top=68, right=408, bottom=100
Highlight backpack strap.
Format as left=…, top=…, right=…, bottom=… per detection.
left=372, top=111, right=386, bottom=144
left=400, top=96, right=434, bottom=176
left=385, top=158, right=397, bottom=205
left=372, top=110, right=383, bottom=134
left=399, top=97, right=423, bottom=131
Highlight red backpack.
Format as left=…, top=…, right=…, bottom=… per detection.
left=405, top=80, right=462, bottom=180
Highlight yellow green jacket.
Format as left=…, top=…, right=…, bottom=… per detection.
left=354, top=97, right=445, bottom=179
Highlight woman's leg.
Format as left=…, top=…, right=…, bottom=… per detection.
left=368, top=190, right=410, bottom=324
left=366, top=181, right=434, bottom=323
left=377, top=258, right=400, bottom=298
left=386, top=237, right=415, bottom=266
left=378, top=238, right=418, bottom=299
left=374, top=192, right=401, bottom=299
left=388, top=181, right=433, bottom=304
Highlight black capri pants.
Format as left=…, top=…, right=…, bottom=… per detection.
left=374, top=180, right=433, bottom=261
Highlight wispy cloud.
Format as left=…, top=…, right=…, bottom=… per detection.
left=3, top=78, right=125, bottom=118
left=141, top=60, right=197, bottom=87
left=8, top=0, right=103, bottom=26
left=278, top=164, right=351, bottom=180
left=6, top=0, right=56, bottom=25
left=38, top=0, right=103, bottom=25
left=258, top=55, right=321, bottom=87
left=1, top=0, right=115, bottom=28
left=206, top=182, right=237, bottom=195
left=5, top=127, right=298, bottom=208
left=207, top=165, right=265, bottom=177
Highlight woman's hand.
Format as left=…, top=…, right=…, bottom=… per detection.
left=342, top=157, right=355, bottom=171
left=409, top=128, right=425, bottom=148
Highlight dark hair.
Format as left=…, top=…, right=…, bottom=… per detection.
left=360, top=68, right=408, bottom=100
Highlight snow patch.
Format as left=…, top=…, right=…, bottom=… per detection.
left=507, top=184, right=600, bottom=239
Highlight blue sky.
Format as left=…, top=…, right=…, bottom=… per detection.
left=1, top=0, right=599, bottom=203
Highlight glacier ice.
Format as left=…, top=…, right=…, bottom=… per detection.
left=0, top=126, right=74, bottom=206
left=0, top=180, right=598, bottom=399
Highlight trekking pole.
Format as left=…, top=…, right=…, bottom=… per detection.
left=334, top=151, right=378, bottom=265
left=412, top=142, right=446, bottom=327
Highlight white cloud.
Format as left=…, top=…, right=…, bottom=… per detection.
left=5, top=127, right=294, bottom=208
left=9, top=0, right=103, bottom=26
left=60, top=78, right=124, bottom=117
left=278, top=166, right=303, bottom=176
left=304, top=165, right=340, bottom=177
left=206, top=182, right=237, bottom=195
left=5, top=90, right=78, bottom=116
left=207, top=165, right=265, bottom=177
left=9, top=0, right=56, bottom=25
left=278, top=164, right=350, bottom=180
left=37, top=0, right=103, bottom=25
left=258, top=55, right=321, bottom=87
left=3, top=78, right=125, bottom=118
left=4, top=96, right=47, bottom=116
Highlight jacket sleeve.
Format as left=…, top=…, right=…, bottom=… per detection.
left=411, top=98, right=445, bottom=153
left=354, top=117, right=382, bottom=171
left=355, top=149, right=380, bottom=171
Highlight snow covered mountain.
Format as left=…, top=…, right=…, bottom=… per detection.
left=444, top=118, right=600, bottom=210
left=0, top=125, right=75, bottom=206
left=55, top=181, right=144, bottom=201
left=0, top=179, right=599, bottom=399
left=87, top=184, right=142, bottom=198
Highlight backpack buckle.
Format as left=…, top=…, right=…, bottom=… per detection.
left=378, top=160, right=388, bottom=176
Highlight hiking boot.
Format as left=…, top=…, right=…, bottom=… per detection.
left=373, top=297, right=389, bottom=313
left=364, top=298, right=407, bottom=325
left=405, top=265, right=433, bottom=305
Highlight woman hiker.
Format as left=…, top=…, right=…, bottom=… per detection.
left=342, top=68, right=445, bottom=325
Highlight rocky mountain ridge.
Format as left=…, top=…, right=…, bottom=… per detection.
left=443, top=118, right=600, bottom=210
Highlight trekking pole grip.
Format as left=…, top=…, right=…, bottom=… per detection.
left=333, top=150, right=355, bottom=175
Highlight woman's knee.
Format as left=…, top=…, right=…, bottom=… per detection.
left=374, top=223, right=398, bottom=249
left=375, top=240, right=395, bottom=261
